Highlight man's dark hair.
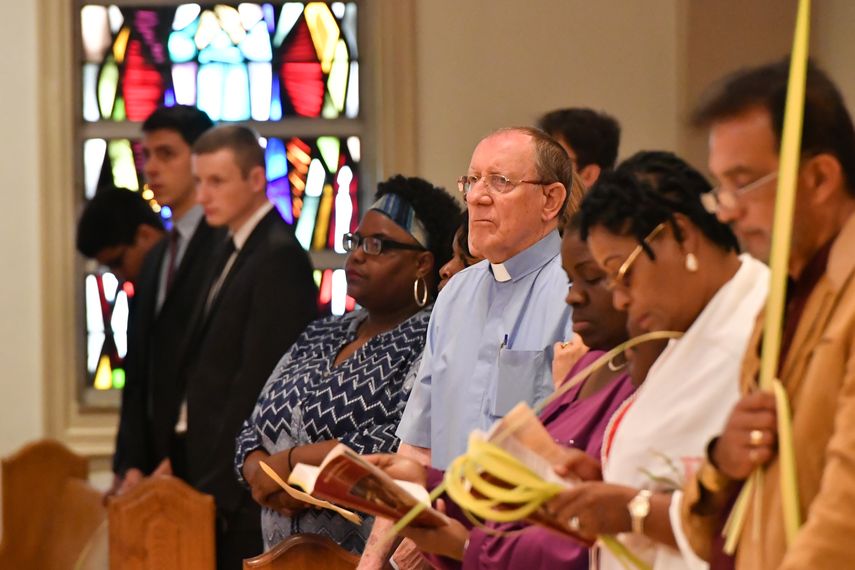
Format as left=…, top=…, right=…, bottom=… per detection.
left=193, top=125, right=265, bottom=177
left=538, top=108, right=622, bottom=170
left=579, top=151, right=739, bottom=257
left=142, top=105, right=214, bottom=146
left=76, top=187, right=164, bottom=258
left=693, top=59, right=855, bottom=195
left=374, top=175, right=462, bottom=296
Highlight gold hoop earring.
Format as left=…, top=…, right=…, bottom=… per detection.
left=685, top=253, right=699, bottom=272
left=413, top=277, right=429, bottom=307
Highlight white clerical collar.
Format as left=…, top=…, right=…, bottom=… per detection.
left=487, top=231, right=562, bottom=283
left=490, top=262, right=512, bottom=282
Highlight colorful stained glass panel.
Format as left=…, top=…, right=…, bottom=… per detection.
left=85, top=272, right=132, bottom=390
left=79, top=3, right=362, bottom=391
left=81, top=3, right=359, bottom=122
left=84, top=134, right=359, bottom=250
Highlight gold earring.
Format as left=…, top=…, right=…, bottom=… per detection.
left=413, top=277, right=429, bottom=307
left=685, top=253, right=699, bottom=272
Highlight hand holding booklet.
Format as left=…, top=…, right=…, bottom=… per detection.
left=260, top=443, right=448, bottom=528
left=447, top=402, right=592, bottom=543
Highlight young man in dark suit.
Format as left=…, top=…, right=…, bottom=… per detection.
left=108, top=106, right=221, bottom=496
left=185, top=125, right=318, bottom=567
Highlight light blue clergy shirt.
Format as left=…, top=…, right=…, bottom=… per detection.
left=396, top=230, right=572, bottom=468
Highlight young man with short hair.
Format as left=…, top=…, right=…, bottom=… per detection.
left=538, top=107, right=621, bottom=189
left=76, top=186, right=165, bottom=282
left=183, top=125, right=318, bottom=567
left=108, top=105, right=221, bottom=498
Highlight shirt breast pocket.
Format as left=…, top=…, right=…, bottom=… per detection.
left=490, top=348, right=547, bottom=417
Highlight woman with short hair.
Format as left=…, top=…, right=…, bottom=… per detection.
left=235, top=175, right=460, bottom=553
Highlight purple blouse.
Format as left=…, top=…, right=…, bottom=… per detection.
left=426, top=351, right=635, bottom=570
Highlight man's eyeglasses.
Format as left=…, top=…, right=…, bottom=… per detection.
left=701, top=171, right=777, bottom=214
left=456, top=174, right=551, bottom=197
left=605, top=223, right=666, bottom=291
left=342, top=232, right=426, bottom=256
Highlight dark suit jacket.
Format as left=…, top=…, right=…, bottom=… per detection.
left=113, top=217, right=223, bottom=475
left=183, top=207, right=318, bottom=517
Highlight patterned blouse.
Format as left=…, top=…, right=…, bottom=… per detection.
left=234, top=306, right=431, bottom=553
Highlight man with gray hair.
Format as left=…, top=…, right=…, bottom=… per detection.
left=359, top=127, right=577, bottom=568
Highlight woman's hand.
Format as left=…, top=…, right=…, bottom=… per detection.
left=546, top=482, right=636, bottom=538
left=711, top=391, right=777, bottom=480
left=243, top=448, right=307, bottom=516
left=398, top=499, right=469, bottom=560
left=552, top=334, right=589, bottom=388
left=363, top=454, right=428, bottom=487
left=552, top=447, right=603, bottom=482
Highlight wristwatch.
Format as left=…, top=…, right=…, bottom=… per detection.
left=628, top=489, right=653, bottom=535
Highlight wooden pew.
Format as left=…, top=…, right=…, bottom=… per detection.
left=0, top=439, right=106, bottom=569
left=108, top=475, right=216, bottom=570
left=243, top=534, right=359, bottom=570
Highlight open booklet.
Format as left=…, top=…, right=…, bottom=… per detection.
left=485, top=401, right=575, bottom=485
left=260, top=443, right=448, bottom=528
left=470, top=402, right=593, bottom=544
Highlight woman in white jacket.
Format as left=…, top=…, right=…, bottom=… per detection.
left=548, top=151, right=768, bottom=570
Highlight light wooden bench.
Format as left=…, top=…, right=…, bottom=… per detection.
left=108, top=475, right=216, bottom=569
left=243, top=534, right=359, bottom=570
left=0, top=439, right=106, bottom=569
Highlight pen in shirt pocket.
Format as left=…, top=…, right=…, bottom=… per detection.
left=500, top=333, right=509, bottom=349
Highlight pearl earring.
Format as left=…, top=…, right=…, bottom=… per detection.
left=685, top=253, right=699, bottom=272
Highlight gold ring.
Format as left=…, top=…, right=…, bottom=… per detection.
left=561, top=341, right=570, bottom=348
left=749, top=429, right=764, bottom=446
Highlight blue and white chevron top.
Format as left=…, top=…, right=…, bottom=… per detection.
left=234, top=306, right=431, bottom=552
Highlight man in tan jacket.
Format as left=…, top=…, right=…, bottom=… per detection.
left=680, top=60, right=855, bottom=569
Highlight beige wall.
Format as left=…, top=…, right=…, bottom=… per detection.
left=0, top=0, right=43, bottom=456
left=413, top=0, right=682, bottom=188
left=678, top=0, right=797, bottom=171
left=814, top=0, right=855, bottom=112
left=411, top=0, right=855, bottom=185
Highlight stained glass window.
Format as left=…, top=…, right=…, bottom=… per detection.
left=85, top=272, right=133, bottom=390
left=83, top=133, right=361, bottom=244
left=79, top=2, right=363, bottom=393
left=81, top=3, right=359, bottom=122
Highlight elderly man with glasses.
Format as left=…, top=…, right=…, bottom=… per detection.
left=358, top=127, right=579, bottom=569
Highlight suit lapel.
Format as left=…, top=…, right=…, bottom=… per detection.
left=156, top=220, right=218, bottom=317
left=136, top=238, right=168, bottom=324
left=198, top=209, right=278, bottom=331
left=779, top=282, right=836, bottom=397
left=781, top=214, right=855, bottom=396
